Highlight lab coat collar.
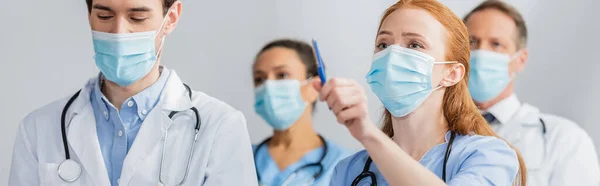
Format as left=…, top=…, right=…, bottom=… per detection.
left=512, top=103, right=542, bottom=126
left=159, top=70, right=194, bottom=112
left=485, top=94, right=521, bottom=125
left=65, top=68, right=193, bottom=124
left=64, top=78, right=97, bottom=128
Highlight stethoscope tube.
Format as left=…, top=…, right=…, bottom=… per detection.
left=351, top=132, right=456, bottom=186
left=254, top=135, right=328, bottom=184
left=159, top=84, right=201, bottom=186
left=61, top=90, right=81, bottom=160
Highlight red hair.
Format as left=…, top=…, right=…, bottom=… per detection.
left=378, top=1, right=526, bottom=185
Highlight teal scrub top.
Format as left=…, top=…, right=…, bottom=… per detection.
left=253, top=138, right=351, bottom=186
left=330, top=132, right=519, bottom=186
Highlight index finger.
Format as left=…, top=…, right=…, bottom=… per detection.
left=320, top=78, right=354, bottom=101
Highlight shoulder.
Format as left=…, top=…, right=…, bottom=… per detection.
left=541, top=113, right=589, bottom=137
left=191, top=91, right=247, bottom=129
left=334, top=149, right=369, bottom=172
left=192, top=91, right=240, bottom=117
left=541, top=113, right=596, bottom=154
left=447, top=134, right=520, bottom=185
left=19, top=95, right=72, bottom=131
left=453, top=134, right=517, bottom=161
left=323, top=138, right=353, bottom=167
left=452, top=134, right=519, bottom=173
left=330, top=149, right=368, bottom=184
left=15, top=93, right=80, bottom=152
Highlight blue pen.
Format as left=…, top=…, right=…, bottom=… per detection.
left=312, top=39, right=327, bottom=85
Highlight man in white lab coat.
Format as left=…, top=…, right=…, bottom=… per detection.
left=9, top=0, right=257, bottom=185
left=464, top=1, right=600, bottom=185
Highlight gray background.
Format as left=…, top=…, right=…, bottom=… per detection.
left=0, top=0, right=598, bottom=183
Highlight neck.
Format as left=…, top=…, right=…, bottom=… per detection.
left=392, top=91, right=448, bottom=160
left=103, top=64, right=161, bottom=109
left=268, top=108, right=321, bottom=149
left=477, top=83, right=514, bottom=110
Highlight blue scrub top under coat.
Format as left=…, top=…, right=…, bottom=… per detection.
left=330, top=132, right=520, bottom=186
left=253, top=138, right=351, bottom=186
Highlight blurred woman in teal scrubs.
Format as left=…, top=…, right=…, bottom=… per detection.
left=251, top=39, right=350, bottom=186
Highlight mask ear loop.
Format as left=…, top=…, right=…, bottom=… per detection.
left=301, top=77, right=315, bottom=106
left=155, top=8, right=173, bottom=58
left=301, top=77, right=314, bottom=86
left=508, top=49, right=523, bottom=79
left=432, top=61, right=463, bottom=90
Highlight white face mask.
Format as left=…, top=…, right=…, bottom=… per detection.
left=253, top=78, right=312, bottom=130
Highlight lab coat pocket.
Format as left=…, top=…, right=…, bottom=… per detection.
left=38, top=163, right=82, bottom=186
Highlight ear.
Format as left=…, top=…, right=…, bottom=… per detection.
left=513, top=48, right=528, bottom=73
left=162, top=1, right=183, bottom=36
left=440, top=63, right=465, bottom=87
left=303, top=76, right=320, bottom=102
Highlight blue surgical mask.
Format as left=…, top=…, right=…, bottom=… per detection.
left=254, top=79, right=309, bottom=131
left=366, top=45, right=456, bottom=117
left=468, top=50, right=517, bottom=102
left=91, top=13, right=169, bottom=86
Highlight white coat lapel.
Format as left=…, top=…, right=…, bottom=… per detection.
left=119, top=107, right=172, bottom=185
left=67, top=81, right=111, bottom=186
left=119, top=70, right=194, bottom=185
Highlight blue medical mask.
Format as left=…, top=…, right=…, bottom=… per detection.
left=91, top=13, right=169, bottom=86
left=254, top=79, right=309, bottom=131
left=366, top=45, right=457, bottom=117
left=468, top=50, right=519, bottom=102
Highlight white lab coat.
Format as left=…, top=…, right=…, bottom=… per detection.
left=9, top=71, right=258, bottom=186
left=489, top=95, right=600, bottom=186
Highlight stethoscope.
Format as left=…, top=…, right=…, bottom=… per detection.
left=351, top=132, right=457, bottom=186
left=254, top=135, right=328, bottom=186
left=538, top=118, right=547, bottom=134
left=58, top=83, right=200, bottom=186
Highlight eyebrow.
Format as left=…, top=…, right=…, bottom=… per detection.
left=92, top=4, right=152, bottom=13
left=253, top=65, right=288, bottom=74
left=378, top=30, right=429, bottom=40
left=93, top=4, right=113, bottom=12
left=377, top=30, right=393, bottom=36
left=401, top=32, right=426, bottom=39
left=129, top=6, right=152, bottom=12
left=272, top=65, right=287, bottom=70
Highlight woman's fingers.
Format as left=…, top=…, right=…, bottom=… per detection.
left=329, top=87, right=362, bottom=115
left=319, top=78, right=354, bottom=102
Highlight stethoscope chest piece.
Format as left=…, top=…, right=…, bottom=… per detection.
left=58, top=159, right=82, bottom=182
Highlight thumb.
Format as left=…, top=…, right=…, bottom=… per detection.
left=312, top=79, right=323, bottom=91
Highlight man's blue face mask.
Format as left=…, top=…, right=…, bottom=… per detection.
left=468, top=50, right=521, bottom=102
left=91, top=10, right=170, bottom=87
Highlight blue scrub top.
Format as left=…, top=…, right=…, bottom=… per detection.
left=330, top=132, right=519, bottom=186
left=253, top=138, right=351, bottom=186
